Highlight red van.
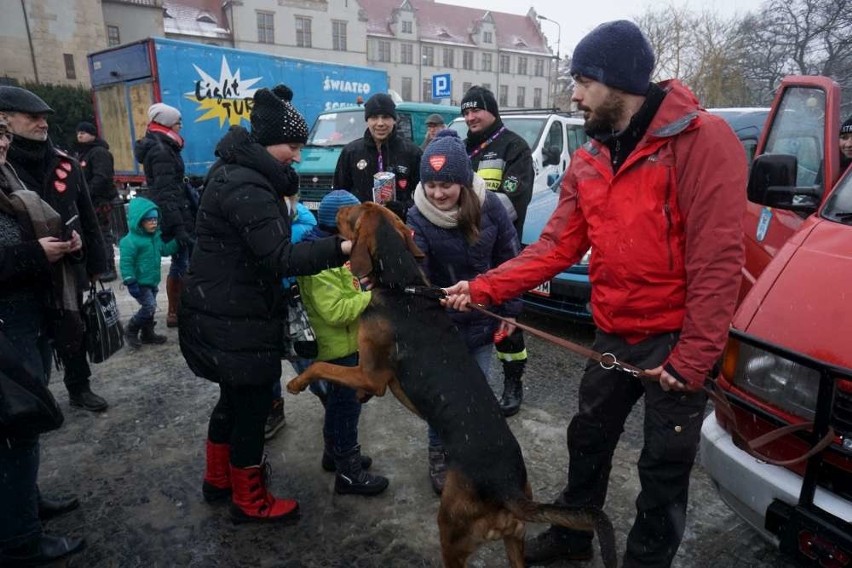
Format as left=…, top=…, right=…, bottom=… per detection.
left=701, top=76, right=852, bottom=567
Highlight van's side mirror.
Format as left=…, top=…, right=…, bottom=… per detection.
left=543, top=146, right=561, bottom=166
left=747, top=154, right=820, bottom=213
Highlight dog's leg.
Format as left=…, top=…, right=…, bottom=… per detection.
left=438, top=471, right=485, bottom=568
left=503, top=534, right=525, bottom=568
left=286, top=362, right=392, bottom=396
left=387, top=379, right=423, bottom=418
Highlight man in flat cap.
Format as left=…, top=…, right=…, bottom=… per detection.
left=0, top=85, right=110, bottom=413
left=421, top=113, right=446, bottom=150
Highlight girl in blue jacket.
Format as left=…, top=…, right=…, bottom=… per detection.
left=405, top=130, right=520, bottom=495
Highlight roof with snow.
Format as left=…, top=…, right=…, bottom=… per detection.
left=357, top=0, right=550, bottom=55
left=163, top=0, right=231, bottom=41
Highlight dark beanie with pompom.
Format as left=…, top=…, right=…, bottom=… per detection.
left=250, top=84, right=309, bottom=146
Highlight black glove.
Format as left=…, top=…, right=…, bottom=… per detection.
left=173, top=229, right=196, bottom=249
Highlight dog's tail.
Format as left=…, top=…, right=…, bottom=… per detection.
left=507, top=499, right=617, bottom=568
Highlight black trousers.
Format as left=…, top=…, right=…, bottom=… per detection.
left=553, top=331, right=707, bottom=568
left=207, top=383, right=272, bottom=467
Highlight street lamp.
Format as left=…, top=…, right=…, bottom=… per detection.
left=537, top=14, right=561, bottom=108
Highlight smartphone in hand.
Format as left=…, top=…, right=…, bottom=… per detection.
left=63, top=214, right=79, bottom=241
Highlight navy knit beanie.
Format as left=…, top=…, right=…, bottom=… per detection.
left=842, top=115, right=852, bottom=135
left=460, top=86, right=500, bottom=119
left=420, top=130, right=473, bottom=187
left=570, top=20, right=655, bottom=95
left=318, top=190, right=360, bottom=230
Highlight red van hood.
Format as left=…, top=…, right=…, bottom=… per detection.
left=734, top=218, right=852, bottom=367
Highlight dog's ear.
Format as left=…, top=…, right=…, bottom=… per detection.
left=336, top=204, right=362, bottom=241
left=347, top=206, right=379, bottom=278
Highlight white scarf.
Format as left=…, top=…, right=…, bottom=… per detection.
left=413, top=174, right=488, bottom=228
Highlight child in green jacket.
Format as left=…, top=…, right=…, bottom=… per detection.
left=119, top=197, right=179, bottom=347
left=296, top=190, right=389, bottom=496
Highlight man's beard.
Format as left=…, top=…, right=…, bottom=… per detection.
left=582, top=93, right=625, bottom=137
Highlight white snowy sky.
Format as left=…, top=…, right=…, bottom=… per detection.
left=442, top=0, right=766, bottom=56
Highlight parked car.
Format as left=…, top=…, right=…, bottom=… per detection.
left=708, top=107, right=771, bottom=169
left=700, top=76, right=852, bottom=567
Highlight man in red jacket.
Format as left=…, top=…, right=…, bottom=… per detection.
left=444, top=20, right=747, bottom=567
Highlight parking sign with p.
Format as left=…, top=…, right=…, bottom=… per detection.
left=432, top=74, right=451, bottom=99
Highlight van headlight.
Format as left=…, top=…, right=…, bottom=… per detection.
left=722, top=339, right=820, bottom=420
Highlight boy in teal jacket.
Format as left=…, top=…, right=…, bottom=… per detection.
left=119, top=197, right=179, bottom=347
left=296, top=190, right=389, bottom=496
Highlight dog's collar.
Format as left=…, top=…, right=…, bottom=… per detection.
left=402, top=285, right=447, bottom=301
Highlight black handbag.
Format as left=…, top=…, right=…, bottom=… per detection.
left=82, top=283, right=124, bottom=364
left=0, top=329, right=64, bottom=437
left=283, top=283, right=318, bottom=361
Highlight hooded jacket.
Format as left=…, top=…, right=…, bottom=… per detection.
left=333, top=128, right=422, bottom=206
left=72, top=138, right=116, bottom=207
left=469, top=80, right=747, bottom=389
left=178, top=126, right=347, bottom=387
left=118, top=197, right=179, bottom=287
left=134, top=126, right=191, bottom=241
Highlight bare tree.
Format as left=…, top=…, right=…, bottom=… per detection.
left=740, top=0, right=852, bottom=111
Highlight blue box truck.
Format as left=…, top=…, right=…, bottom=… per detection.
left=86, top=38, right=388, bottom=185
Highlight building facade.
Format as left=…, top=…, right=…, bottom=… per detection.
left=0, top=0, right=555, bottom=111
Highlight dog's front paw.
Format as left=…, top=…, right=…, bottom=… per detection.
left=286, top=378, right=306, bottom=394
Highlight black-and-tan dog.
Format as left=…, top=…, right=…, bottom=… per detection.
left=287, top=203, right=616, bottom=568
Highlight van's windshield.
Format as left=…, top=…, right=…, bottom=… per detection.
left=307, top=109, right=365, bottom=147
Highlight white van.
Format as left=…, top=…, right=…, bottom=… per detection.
left=448, top=110, right=587, bottom=195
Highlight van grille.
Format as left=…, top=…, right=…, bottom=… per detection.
left=298, top=174, right=333, bottom=190
left=832, top=388, right=852, bottom=437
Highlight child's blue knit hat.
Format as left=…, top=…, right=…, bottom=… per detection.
left=420, top=130, right=473, bottom=187
left=318, top=190, right=360, bottom=229
left=141, top=209, right=159, bottom=221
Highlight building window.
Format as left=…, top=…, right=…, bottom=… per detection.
left=422, top=46, right=434, bottom=66
left=483, top=31, right=492, bottom=43
left=533, top=87, right=542, bottom=107
left=401, top=43, right=413, bottom=64
left=518, top=57, right=528, bottom=76
left=401, top=21, right=412, bottom=34
left=534, top=58, right=544, bottom=77
left=422, top=79, right=431, bottom=102
left=332, top=20, right=347, bottom=51
left=401, top=77, right=412, bottom=101
left=442, top=48, right=454, bottom=68
left=257, top=12, right=274, bottom=44
left=499, top=85, right=508, bottom=107
left=516, top=86, right=526, bottom=108
left=499, top=54, right=510, bottom=74
left=482, top=83, right=491, bottom=91
left=63, top=54, right=76, bottom=80
left=462, top=82, right=472, bottom=95
left=462, top=50, right=473, bottom=70
left=377, top=40, right=391, bottom=62
left=295, top=16, right=312, bottom=48
left=481, top=53, right=492, bottom=72
left=106, top=25, right=120, bottom=47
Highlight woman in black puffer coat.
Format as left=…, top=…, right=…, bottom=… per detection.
left=178, top=86, right=350, bottom=524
